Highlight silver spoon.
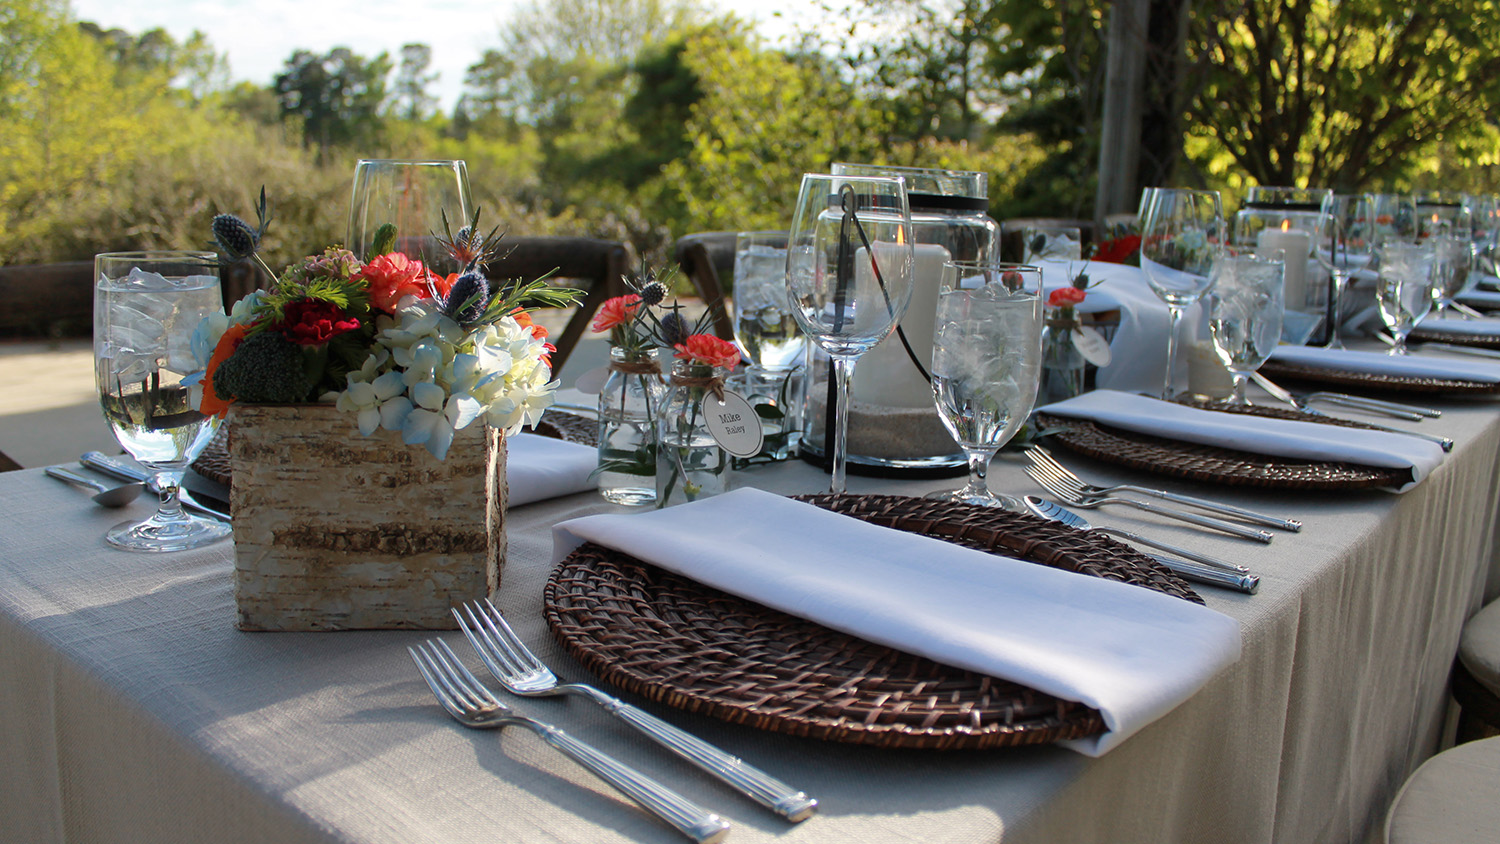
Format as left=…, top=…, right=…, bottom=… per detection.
left=1023, top=495, right=1259, bottom=595
left=46, top=467, right=145, bottom=508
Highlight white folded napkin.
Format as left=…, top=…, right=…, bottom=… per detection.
left=1268, top=344, right=1500, bottom=383
left=1416, top=316, right=1500, bottom=337
left=507, top=433, right=597, bottom=507
left=1456, top=289, right=1500, bottom=309
left=1037, top=389, right=1445, bottom=492
left=553, top=488, right=1242, bottom=756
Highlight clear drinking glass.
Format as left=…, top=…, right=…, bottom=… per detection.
left=1429, top=234, right=1475, bottom=319
left=347, top=159, right=473, bottom=276
left=1139, top=188, right=1225, bottom=399
left=732, top=231, right=800, bottom=371
left=1366, top=193, right=1418, bottom=245
left=1374, top=241, right=1436, bottom=355
left=784, top=173, right=915, bottom=493
left=1207, top=254, right=1285, bottom=404
left=1320, top=194, right=1375, bottom=349
left=928, top=263, right=1042, bottom=510
left=94, top=251, right=232, bottom=552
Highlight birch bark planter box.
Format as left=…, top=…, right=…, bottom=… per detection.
left=228, top=404, right=506, bottom=631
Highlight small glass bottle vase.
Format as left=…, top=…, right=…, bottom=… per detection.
left=596, top=346, right=666, bottom=506
left=1037, top=314, right=1088, bottom=406
left=656, top=360, right=730, bottom=508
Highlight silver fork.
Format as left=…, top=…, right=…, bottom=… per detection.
left=1026, top=468, right=1273, bottom=544
left=408, top=639, right=731, bottom=844
left=1025, top=446, right=1301, bottom=532
left=455, top=600, right=817, bottom=823
left=1249, top=373, right=1454, bottom=452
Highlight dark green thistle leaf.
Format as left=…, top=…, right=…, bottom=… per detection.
left=371, top=223, right=398, bottom=256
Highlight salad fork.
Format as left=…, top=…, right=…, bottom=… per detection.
left=1024, top=446, right=1301, bottom=532
left=407, top=639, right=730, bottom=844
left=1248, top=374, right=1454, bottom=452
left=454, top=599, right=817, bottom=823
left=1026, top=469, right=1273, bottom=543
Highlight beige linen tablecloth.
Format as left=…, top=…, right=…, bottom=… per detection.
left=2, top=399, right=1498, bottom=844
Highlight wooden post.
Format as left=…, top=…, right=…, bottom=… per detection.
left=1094, top=0, right=1152, bottom=224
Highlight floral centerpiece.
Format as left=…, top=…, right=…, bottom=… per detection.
left=197, top=189, right=581, bottom=632
left=588, top=270, right=737, bottom=507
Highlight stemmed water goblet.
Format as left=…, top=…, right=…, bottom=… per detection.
left=1319, top=194, right=1374, bottom=349
left=927, top=262, right=1042, bottom=510
left=1374, top=240, right=1436, bottom=355
left=347, top=159, right=473, bottom=276
left=1428, top=234, right=1475, bottom=319
left=1139, top=188, right=1224, bottom=399
left=1207, top=254, right=1285, bottom=404
left=784, top=173, right=915, bottom=494
left=94, top=252, right=233, bottom=552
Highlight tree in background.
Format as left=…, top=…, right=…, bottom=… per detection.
left=393, top=43, right=438, bottom=122
left=1186, top=0, right=1500, bottom=193
left=274, top=48, right=393, bottom=157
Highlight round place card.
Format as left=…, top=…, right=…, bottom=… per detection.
left=700, top=390, right=764, bottom=458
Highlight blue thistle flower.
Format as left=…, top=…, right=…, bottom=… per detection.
left=659, top=311, right=689, bottom=347
left=212, top=214, right=259, bottom=260
left=442, top=269, right=492, bottom=324
left=638, top=280, right=667, bottom=306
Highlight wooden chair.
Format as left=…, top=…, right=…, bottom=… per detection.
left=483, top=236, right=634, bottom=373
left=1453, top=599, right=1500, bottom=743
left=0, top=449, right=21, bottom=472
left=0, top=262, right=94, bottom=337
left=672, top=232, right=739, bottom=341
left=999, top=218, right=1098, bottom=263
left=1383, top=735, right=1500, bottom=843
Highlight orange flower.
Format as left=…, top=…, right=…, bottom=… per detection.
left=674, top=334, right=740, bottom=370
left=591, top=294, right=643, bottom=332
left=359, top=252, right=445, bottom=314
left=199, top=322, right=252, bottom=417
left=1048, top=287, right=1087, bottom=308
left=509, top=307, right=549, bottom=342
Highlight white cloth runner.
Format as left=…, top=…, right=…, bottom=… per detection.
left=507, top=433, right=596, bottom=507
left=1417, top=316, right=1500, bottom=337
left=1268, top=344, right=1500, bottom=383
left=1037, top=389, right=1446, bottom=492
left=552, top=488, right=1242, bottom=756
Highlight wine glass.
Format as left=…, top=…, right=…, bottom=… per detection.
left=1319, top=194, right=1374, bottom=349
left=1374, top=241, right=1435, bottom=355
left=1366, top=193, right=1418, bottom=245
left=1207, top=254, right=1285, bottom=404
left=94, top=252, right=232, bottom=552
left=1428, top=233, right=1475, bottom=319
left=347, top=159, right=473, bottom=276
left=928, top=262, right=1042, bottom=509
left=1139, top=188, right=1224, bottom=399
left=784, top=173, right=915, bottom=493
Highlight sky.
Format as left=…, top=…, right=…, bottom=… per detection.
left=66, top=0, right=808, bottom=111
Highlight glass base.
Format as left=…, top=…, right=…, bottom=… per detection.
left=106, top=512, right=231, bottom=553
left=923, top=487, right=1024, bottom=512
left=599, top=486, right=657, bottom=506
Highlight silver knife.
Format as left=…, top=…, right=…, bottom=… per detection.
left=80, top=452, right=230, bottom=521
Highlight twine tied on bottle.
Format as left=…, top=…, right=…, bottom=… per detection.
left=671, top=369, right=727, bottom=403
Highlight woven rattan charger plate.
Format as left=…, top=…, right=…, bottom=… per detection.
left=1257, top=358, right=1500, bottom=397
left=1408, top=325, right=1500, bottom=351
left=1034, top=398, right=1411, bottom=491
left=543, top=493, right=1201, bottom=751
left=190, top=408, right=597, bottom=487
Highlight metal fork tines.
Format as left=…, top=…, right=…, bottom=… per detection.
left=1024, top=447, right=1300, bottom=533
left=408, top=640, right=730, bottom=844
left=455, top=599, right=817, bottom=823
left=1025, top=467, right=1273, bottom=545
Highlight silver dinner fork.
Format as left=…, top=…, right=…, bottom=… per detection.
left=455, top=599, right=817, bottom=823
left=1026, top=468, right=1273, bottom=543
left=1249, top=373, right=1454, bottom=452
left=1024, top=446, right=1301, bottom=532
left=408, top=639, right=731, bottom=844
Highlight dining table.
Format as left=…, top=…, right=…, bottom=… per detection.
left=3, top=387, right=1499, bottom=844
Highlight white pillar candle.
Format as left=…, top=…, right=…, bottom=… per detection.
left=1257, top=226, right=1311, bottom=309
left=851, top=243, right=952, bottom=408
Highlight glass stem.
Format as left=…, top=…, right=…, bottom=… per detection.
left=1230, top=373, right=1248, bottom=405
left=1325, top=274, right=1348, bottom=350
left=150, top=470, right=188, bottom=523
left=1163, top=304, right=1184, bottom=400
left=830, top=354, right=857, bottom=494
left=963, top=448, right=992, bottom=498
left=1389, top=331, right=1408, bottom=356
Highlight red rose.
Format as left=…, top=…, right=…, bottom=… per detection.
left=1094, top=234, right=1141, bottom=264
left=278, top=299, right=361, bottom=346
left=1047, top=287, right=1087, bottom=308
left=591, top=295, right=643, bottom=332
left=358, top=252, right=442, bottom=314
left=674, top=334, right=741, bottom=370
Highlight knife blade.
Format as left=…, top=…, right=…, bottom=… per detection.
left=80, top=452, right=230, bottom=521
